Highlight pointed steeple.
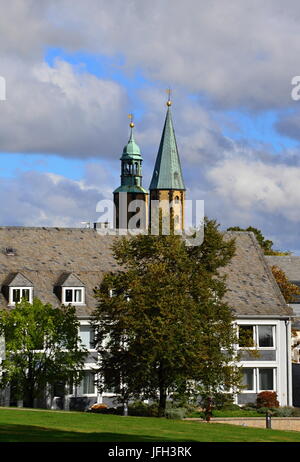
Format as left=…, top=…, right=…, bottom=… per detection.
left=149, top=104, right=185, bottom=191
left=149, top=97, right=186, bottom=233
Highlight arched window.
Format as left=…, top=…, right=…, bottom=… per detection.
left=174, top=172, right=179, bottom=186
left=174, top=195, right=180, bottom=204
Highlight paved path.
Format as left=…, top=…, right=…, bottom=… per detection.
left=185, top=417, right=300, bottom=431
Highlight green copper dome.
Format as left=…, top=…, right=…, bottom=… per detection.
left=113, top=123, right=148, bottom=194
left=121, top=129, right=142, bottom=160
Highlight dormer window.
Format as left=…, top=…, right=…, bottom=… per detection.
left=10, top=287, right=33, bottom=305
left=56, top=273, right=86, bottom=306
left=3, top=273, right=34, bottom=306
left=63, top=287, right=85, bottom=305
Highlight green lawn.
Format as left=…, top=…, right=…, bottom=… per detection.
left=0, top=407, right=300, bottom=442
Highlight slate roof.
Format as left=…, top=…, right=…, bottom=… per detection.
left=57, top=273, right=85, bottom=287
left=221, top=232, right=292, bottom=317
left=149, top=107, right=185, bottom=191
left=0, top=227, right=292, bottom=319
left=265, top=256, right=300, bottom=282
left=4, top=272, right=33, bottom=287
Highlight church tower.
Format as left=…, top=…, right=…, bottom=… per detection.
left=149, top=97, right=186, bottom=233
left=113, top=117, right=148, bottom=230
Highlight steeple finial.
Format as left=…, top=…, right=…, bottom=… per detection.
left=166, top=88, right=172, bottom=107
left=128, top=113, right=135, bottom=128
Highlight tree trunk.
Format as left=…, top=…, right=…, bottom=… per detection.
left=24, top=354, right=35, bottom=408
left=158, top=362, right=167, bottom=417
left=204, top=396, right=212, bottom=423
left=158, top=388, right=167, bottom=417
left=24, top=383, right=35, bottom=408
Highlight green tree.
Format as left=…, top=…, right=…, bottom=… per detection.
left=92, top=218, right=241, bottom=416
left=226, top=226, right=291, bottom=256
left=0, top=298, right=88, bottom=408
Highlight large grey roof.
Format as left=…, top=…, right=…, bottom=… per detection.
left=0, top=227, right=120, bottom=317
left=0, top=227, right=292, bottom=318
left=265, top=256, right=300, bottom=282
left=222, top=232, right=292, bottom=317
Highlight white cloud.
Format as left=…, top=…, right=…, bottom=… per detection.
left=0, top=58, right=127, bottom=157
left=207, top=158, right=300, bottom=222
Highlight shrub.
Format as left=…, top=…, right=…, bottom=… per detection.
left=128, top=401, right=149, bottom=417
left=90, top=403, right=108, bottom=410
left=242, top=402, right=257, bottom=410
left=213, top=393, right=235, bottom=410
left=272, top=406, right=294, bottom=417
left=127, top=401, right=159, bottom=417
left=256, top=391, right=279, bottom=409
left=292, top=407, right=300, bottom=417
left=221, top=403, right=241, bottom=411
left=256, top=406, right=274, bottom=415
left=147, top=403, right=160, bottom=417
left=242, top=402, right=256, bottom=409
left=88, top=403, right=111, bottom=413
left=165, top=408, right=187, bottom=420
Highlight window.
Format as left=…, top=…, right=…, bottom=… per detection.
left=238, top=325, right=275, bottom=349
left=238, top=325, right=254, bottom=348
left=259, top=369, right=274, bottom=391
left=9, top=287, right=33, bottom=305
left=62, top=288, right=85, bottom=305
left=240, top=368, right=276, bottom=393
left=174, top=196, right=180, bottom=204
left=78, top=372, right=95, bottom=395
left=79, top=325, right=95, bottom=349
left=258, top=326, right=274, bottom=347
left=242, top=368, right=254, bottom=391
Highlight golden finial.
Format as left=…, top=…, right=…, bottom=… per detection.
left=166, top=88, right=172, bottom=106
left=128, top=113, right=135, bottom=128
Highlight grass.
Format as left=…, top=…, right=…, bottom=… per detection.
left=0, top=407, right=300, bottom=442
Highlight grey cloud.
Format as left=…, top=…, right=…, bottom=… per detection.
left=2, top=0, right=300, bottom=111
left=0, top=166, right=114, bottom=227
left=0, top=58, right=128, bottom=158
left=43, top=0, right=300, bottom=111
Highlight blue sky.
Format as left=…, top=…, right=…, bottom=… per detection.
left=219, top=109, right=299, bottom=152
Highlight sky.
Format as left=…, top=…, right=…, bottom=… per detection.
left=1, top=0, right=300, bottom=252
